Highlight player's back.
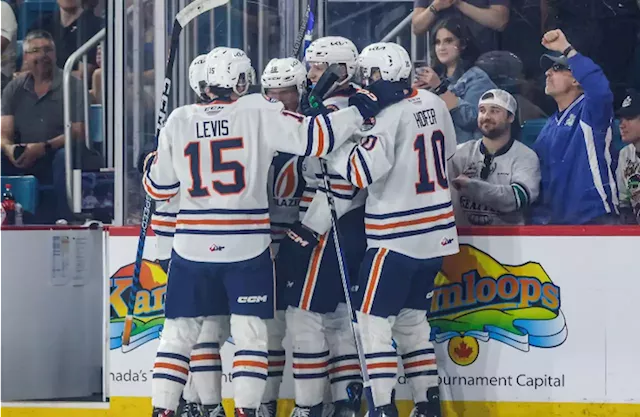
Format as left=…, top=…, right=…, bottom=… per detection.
left=363, top=89, right=459, bottom=259
left=165, top=96, right=282, bottom=263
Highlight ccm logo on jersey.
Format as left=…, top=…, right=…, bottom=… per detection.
left=441, top=237, right=455, bottom=246
left=237, top=295, right=268, bottom=303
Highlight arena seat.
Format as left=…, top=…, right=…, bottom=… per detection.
left=18, top=0, right=58, bottom=40
left=1, top=175, right=39, bottom=214
left=519, top=118, right=546, bottom=148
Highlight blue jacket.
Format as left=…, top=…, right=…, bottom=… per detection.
left=531, top=53, right=618, bottom=225
left=448, top=66, right=497, bottom=144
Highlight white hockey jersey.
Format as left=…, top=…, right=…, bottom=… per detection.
left=327, top=89, right=459, bottom=260
left=268, top=152, right=305, bottom=256
left=300, top=86, right=367, bottom=235
left=616, top=143, right=640, bottom=224
left=143, top=94, right=364, bottom=262
left=151, top=197, right=179, bottom=261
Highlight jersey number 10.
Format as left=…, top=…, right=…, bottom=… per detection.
left=185, top=138, right=246, bottom=197
left=414, top=130, right=448, bottom=194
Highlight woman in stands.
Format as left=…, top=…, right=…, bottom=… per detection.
left=413, top=17, right=497, bottom=143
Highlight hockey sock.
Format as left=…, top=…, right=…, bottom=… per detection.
left=286, top=307, right=330, bottom=406
left=263, top=311, right=286, bottom=403
left=152, top=318, right=201, bottom=411
left=355, top=311, right=398, bottom=407
left=231, top=314, right=269, bottom=409
left=393, top=309, right=438, bottom=403
left=192, top=316, right=229, bottom=406
left=325, top=303, right=362, bottom=402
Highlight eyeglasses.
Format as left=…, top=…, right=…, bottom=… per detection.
left=25, top=46, right=55, bottom=54
left=480, top=153, right=493, bottom=180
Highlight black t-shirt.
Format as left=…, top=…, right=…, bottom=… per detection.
left=30, top=10, right=103, bottom=70
left=413, top=0, right=510, bottom=53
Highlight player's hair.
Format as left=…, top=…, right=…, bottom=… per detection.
left=208, top=85, right=234, bottom=98
left=429, top=17, right=479, bottom=78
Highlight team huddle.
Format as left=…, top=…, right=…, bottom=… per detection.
left=143, top=37, right=460, bottom=417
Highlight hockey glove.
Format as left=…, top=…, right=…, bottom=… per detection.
left=349, top=80, right=409, bottom=120
left=300, top=91, right=331, bottom=117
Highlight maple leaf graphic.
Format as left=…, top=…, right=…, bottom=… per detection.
left=454, top=341, right=473, bottom=359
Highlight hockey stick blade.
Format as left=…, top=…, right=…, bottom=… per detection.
left=308, top=63, right=341, bottom=108
left=176, top=0, right=230, bottom=27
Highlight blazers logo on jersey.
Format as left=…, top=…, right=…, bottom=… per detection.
left=428, top=244, right=567, bottom=368
left=272, top=154, right=304, bottom=206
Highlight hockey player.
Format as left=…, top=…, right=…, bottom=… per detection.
left=276, top=36, right=366, bottom=417
left=260, top=57, right=308, bottom=417
left=150, top=53, right=231, bottom=417
left=143, top=46, right=408, bottom=417
left=323, top=43, right=459, bottom=417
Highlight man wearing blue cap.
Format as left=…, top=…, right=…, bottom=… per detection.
left=531, top=29, right=618, bottom=225
left=616, top=90, right=640, bottom=225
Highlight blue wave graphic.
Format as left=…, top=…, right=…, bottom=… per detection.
left=432, top=310, right=567, bottom=352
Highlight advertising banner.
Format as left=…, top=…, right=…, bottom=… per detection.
left=108, top=229, right=640, bottom=404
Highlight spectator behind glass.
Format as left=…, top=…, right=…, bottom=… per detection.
left=1, top=1, right=17, bottom=90
left=29, top=0, right=103, bottom=81
left=0, top=30, right=91, bottom=223
left=413, top=17, right=497, bottom=143
left=449, top=89, right=540, bottom=226
left=412, top=0, right=510, bottom=54
left=545, top=0, right=639, bottom=106
left=474, top=50, right=548, bottom=126
left=615, top=90, right=640, bottom=225
left=531, top=29, right=618, bottom=225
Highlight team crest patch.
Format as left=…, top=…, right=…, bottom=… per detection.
left=622, top=95, right=632, bottom=108
left=361, top=117, right=376, bottom=131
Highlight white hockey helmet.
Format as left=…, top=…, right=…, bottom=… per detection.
left=261, top=58, right=307, bottom=95
left=357, top=42, right=412, bottom=86
left=304, top=36, right=358, bottom=83
left=189, top=54, right=208, bottom=96
left=205, top=47, right=256, bottom=96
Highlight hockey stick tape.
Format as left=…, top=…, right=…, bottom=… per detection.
left=177, top=0, right=230, bottom=27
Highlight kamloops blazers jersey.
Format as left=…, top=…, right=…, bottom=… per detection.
left=327, top=89, right=459, bottom=260
left=300, top=85, right=367, bottom=235
left=151, top=197, right=179, bottom=260
left=268, top=152, right=305, bottom=256
left=143, top=94, right=364, bottom=263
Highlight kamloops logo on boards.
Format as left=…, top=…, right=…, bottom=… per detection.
left=428, top=244, right=567, bottom=366
left=110, top=260, right=167, bottom=352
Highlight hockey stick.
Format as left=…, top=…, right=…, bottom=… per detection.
left=308, top=62, right=379, bottom=417
left=292, top=0, right=312, bottom=58
left=122, top=0, right=230, bottom=347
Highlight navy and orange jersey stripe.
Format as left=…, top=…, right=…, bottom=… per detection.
left=364, top=202, right=455, bottom=241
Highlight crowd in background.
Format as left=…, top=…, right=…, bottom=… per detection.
left=1, top=0, right=639, bottom=226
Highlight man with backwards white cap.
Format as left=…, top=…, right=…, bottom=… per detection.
left=449, top=88, right=541, bottom=226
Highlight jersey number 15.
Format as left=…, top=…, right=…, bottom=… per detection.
left=185, top=138, right=246, bottom=197
left=414, top=130, right=448, bottom=194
